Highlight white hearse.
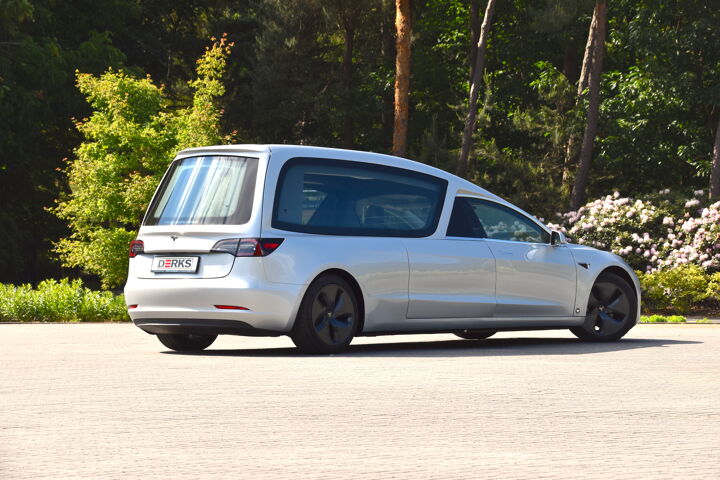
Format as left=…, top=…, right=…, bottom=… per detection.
left=124, top=144, right=640, bottom=353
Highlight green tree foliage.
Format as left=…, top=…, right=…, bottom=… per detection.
left=470, top=62, right=584, bottom=216
left=52, top=38, right=231, bottom=288
left=250, top=0, right=335, bottom=145
left=3, top=0, right=720, bottom=287
left=593, top=0, right=720, bottom=197
left=0, top=0, right=131, bottom=282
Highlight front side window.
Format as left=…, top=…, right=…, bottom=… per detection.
left=145, top=156, right=258, bottom=225
left=447, top=197, right=550, bottom=243
left=272, top=158, right=447, bottom=237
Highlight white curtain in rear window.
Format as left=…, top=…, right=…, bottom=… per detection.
left=146, top=156, right=257, bottom=225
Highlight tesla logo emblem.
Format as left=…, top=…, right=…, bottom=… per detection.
left=170, top=235, right=178, bottom=242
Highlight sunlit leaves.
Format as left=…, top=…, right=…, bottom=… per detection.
left=53, top=39, right=231, bottom=288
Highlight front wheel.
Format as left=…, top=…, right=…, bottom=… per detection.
left=157, top=333, right=217, bottom=352
left=571, top=272, right=637, bottom=342
left=291, top=274, right=360, bottom=354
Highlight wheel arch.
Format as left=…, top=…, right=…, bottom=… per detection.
left=597, top=266, right=639, bottom=299
left=595, top=264, right=642, bottom=327
left=302, top=268, right=366, bottom=334
left=571, top=264, right=642, bottom=340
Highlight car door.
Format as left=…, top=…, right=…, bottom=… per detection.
left=465, top=198, right=577, bottom=317
left=405, top=197, right=496, bottom=319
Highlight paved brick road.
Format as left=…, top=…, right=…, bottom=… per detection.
left=1, top=324, right=719, bottom=479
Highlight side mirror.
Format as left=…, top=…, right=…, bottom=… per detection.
left=551, top=230, right=567, bottom=246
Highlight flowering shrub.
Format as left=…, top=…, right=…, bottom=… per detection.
left=549, top=190, right=720, bottom=274
left=548, top=190, right=720, bottom=312
left=655, top=201, right=720, bottom=271
left=548, top=191, right=679, bottom=271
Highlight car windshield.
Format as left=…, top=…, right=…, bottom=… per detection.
left=144, top=155, right=258, bottom=225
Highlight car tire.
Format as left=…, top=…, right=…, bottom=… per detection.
left=291, top=274, right=360, bottom=354
left=157, top=333, right=217, bottom=352
left=454, top=330, right=497, bottom=340
left=571, top=272, right=637, bottom=342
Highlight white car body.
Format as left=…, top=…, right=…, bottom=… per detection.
left=124, top=144, right=640, bottom=349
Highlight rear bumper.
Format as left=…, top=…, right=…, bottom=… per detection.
left=124, top=275, right=306, bottom=333
left=134, top=318, right=283, bottom=337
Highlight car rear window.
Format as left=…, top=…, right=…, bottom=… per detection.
left=144, top=156, right=258, bottom=225
left=273, top=158, right=447, bottom=237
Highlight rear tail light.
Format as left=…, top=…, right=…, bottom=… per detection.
left=129, top=240, right=144, bottom=258
left=211, top=238, right=284, bottom=257
left=127, top=304, right=138, bottom=309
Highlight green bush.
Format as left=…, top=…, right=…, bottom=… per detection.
left=638, top=264, right=709, bottom=314
left=0, top=279, right=128, bottom=322
left=640, top=314, right=686, bottom=323
left=707, top=272, right=720, bottom=300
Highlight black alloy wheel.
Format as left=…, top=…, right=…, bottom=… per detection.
left=291, top=274, right=359, bottom=354
left=157, top=333, right=217, bottom=352
left=571, top=272, right=637, bottom=342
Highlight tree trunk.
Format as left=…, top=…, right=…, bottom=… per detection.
left=468, top=0, right=481, bottom=83
left=569, top=0, right=607, bottom=211
left=392, top=0, right=411, bottom=157
left=341, top=18, right=355, bottom=149
left=711, top=116, right=720, bottom=199
left=562, top=7, right=600, bottom=187
left=577, top=13, right=596, bottom=98
left=457, top=0, right=498, bottom=178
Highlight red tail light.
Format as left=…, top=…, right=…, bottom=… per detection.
left=214, top=305, right=249, bottom=310
left=127, top=304, right=138, bottom=309
left=129, top=240, right=144, bottom=258
left=211, top=238, right=284, bottom=257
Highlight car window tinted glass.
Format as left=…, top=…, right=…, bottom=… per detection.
left=467, top=198, right=549, bottom=243
left=447, top=197, right=548, bottom=243
left=145, top=156, right=258, bottom=225
left=447, top=197, right=487, bottom=238
left=273, top=158, right=447, bottom=237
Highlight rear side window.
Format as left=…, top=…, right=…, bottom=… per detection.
left=273, top=158, right=447, bottom=237
left=145, top=156, right=258, bottom=225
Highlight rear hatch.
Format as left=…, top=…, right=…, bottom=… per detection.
left=129, top=154, right=261, bottom=279
left=134, top=228, right=255, bottom=279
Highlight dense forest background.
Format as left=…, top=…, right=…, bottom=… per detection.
left=1, top=0, right=719, bottom=286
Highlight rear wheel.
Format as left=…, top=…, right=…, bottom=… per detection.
left=571, top=272, right=637, bottom=342
left=455, top=330, right=497, bottom=340
left=291, top=274, right=359, bottom=354
left=157, top=333, right=217, bottom=352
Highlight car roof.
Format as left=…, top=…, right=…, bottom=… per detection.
left=175, top=144, right=500, bottom=200
left=174, top=144, right=549, bottom=232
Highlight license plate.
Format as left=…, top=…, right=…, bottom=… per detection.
left=151, top=256, right=199, bottom=273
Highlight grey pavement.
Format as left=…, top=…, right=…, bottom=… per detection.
left=1, top=323, right=719, bottom=479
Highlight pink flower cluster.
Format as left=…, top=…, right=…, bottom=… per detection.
left=655, top=202, right=720, bottom=271
left=555, top=190, right=720, bottom=273
left=554, top=192, right=672, bottom=271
